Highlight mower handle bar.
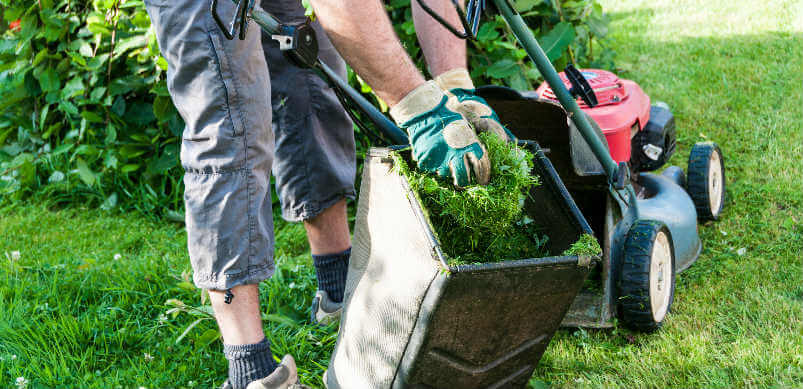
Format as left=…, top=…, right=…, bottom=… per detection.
left=413, top=0, right=485, bottom=40
left=211, top=0, right=255, bottom=40
left=214, top=1, right=409, bottom=145
left=216, top=0, right=630, bottom=201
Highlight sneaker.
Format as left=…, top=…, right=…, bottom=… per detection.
left=219, top=355, right=310, bottom=389
left=310, top=290, right=342, bottom=325
left=247, top=355, right=310, bottom=389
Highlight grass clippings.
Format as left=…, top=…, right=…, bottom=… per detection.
left=393, top=133, right=549, bottom=266
left=562, top=233, right=602, bottom=257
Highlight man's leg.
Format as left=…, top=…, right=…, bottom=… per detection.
left=305, top=199, right=351, bottom=314
left=412, top=0, right=467, bottom=77
left=210, top=285, right=265, bottom=345
left=143, top=1, right=285, bottom=387
left=260, top=0, right=356, bottom=320
left=304, top=199, right=351, bottom=256
left=210, top=285, right=277, bottom=389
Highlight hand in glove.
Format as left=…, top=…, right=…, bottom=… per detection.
left=390, top=81, right=491, bottom=187
left=435, top=68, right=517, bottom=143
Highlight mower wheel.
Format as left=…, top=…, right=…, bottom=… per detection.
left=687, top=142, right=725, bottom=220
left=618, top=220, right=675, bottom=332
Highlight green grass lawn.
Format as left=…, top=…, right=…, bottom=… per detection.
left=2, top=0, right=802, bottom=387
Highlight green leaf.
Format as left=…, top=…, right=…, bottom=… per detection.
left=508, top=72, right=530, bottom=91
left=42, top=123, right=63, bottom=140
left=156, top=57, right=168, bottom=71
left=33, top=50, right=50, bottom=66
left=74, top=145, right=100, bottom=157
left=120, top=146, right=146, bottom=159
left=75, top=158, right=96, bottom=186
left=262, top=313, right=299, bottom=328
left=587, top=16, right=609, bottom=37
left=514, top=0, right=542, bottom=13
left=152, top=96, right=173, bottom=122
left=52, top=143, right=74, bottom=156
left=539, top=22, right=576, bottom=62
left=86, top=14, right=111, bottom=36
left=109, top=78, right=135, bottom=96
left=81, top=110, right=104, bottom=123
left=113, top=35, right=148, bottom=59
left=0, top=128, right=14, bottom=145
left=0, top=39, right=16, bottom=55
left=127, top=102, right=155, bottom=126
left=148, top=151, right=177, bottom=175
left=195, top=329, right=221, bottom=349
left=39, top=104, right=50, bottom=129
left=77, top=40, right=94, bottom=57
left=62, top=77, right=85, bottom=99
left=100, top=193, right=118, bottom=210
left=12, top=153, right=36, bottom=187
left=477, top=23, right=500, bottom=41
left=90, top=87, right=107, bottom=103
left=121, top=164, right=140, bottom=174
left=38, top=67, right=60, bottom=92
left=111, top=97, right=126, bottom=116
left=104, top=123, right=118, bottom=144
left=486, top=59, right=519, bottom=79
left=59, top=100, right=79, bottom=116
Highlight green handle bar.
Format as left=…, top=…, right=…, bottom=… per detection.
left=491, top=0, right=619, bottom=180
left=247, top=6, right=409, bottom=145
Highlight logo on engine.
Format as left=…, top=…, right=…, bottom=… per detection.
left=581, top=71, right=599, bottom=80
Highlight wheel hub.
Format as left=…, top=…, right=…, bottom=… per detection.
left=649, top=232, right=672, bottom=322
left=709, top=151, right=723, bottom=216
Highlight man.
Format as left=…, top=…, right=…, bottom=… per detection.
left=143, top=0, right=512, bottom=387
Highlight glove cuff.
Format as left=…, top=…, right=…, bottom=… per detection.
left=390, top=81, right=446, bottom=125
left=434, top=68, right=475, bottom=91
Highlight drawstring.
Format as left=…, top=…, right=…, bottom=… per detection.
left=224, top=288, right=235, bottom=304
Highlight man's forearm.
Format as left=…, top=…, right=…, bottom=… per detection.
left=412, top=0, right=467, bottom=76
left=310, top=0, right=425, bottom=107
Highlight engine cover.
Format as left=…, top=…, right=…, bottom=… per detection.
left=536, top=69, right=651, bottom=163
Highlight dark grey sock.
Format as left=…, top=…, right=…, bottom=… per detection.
left=223, top=338, right=278, bottom=389
left=312, top=247, right=350, bottom=303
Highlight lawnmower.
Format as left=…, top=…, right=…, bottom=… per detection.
left=482, top=66, right=726, bottom=331
left=412, top=0, right=727, bottom=331
left=212, top=0, right=727, bottom=386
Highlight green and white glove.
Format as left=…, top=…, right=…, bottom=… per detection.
left=435, top=68, right=517, bottom=143
left=390, top=81, right=491, bottom=187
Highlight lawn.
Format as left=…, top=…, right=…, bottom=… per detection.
left=1, top=0, right=802, bottom=388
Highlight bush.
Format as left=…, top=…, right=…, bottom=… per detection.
left=0, top=0, right=182, bottom=216
left=0, top=0, right=613, bottom=216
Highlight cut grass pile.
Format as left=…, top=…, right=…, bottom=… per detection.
left=562, top=234, right=602, bottom=257
left=393, top=133, right=549, bottom=265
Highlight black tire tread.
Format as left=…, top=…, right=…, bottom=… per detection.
left=687, top=142, right=725, bottom=221
left=617, top=220, right=675, bottom=333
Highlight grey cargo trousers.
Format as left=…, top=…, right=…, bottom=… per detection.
left=144, top=0, right=356, bottom=290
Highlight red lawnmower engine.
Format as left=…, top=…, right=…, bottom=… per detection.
left=536, top=69, right=677, bottom=172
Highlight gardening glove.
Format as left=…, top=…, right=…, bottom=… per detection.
left=390, top=81, right=491, bottom=187
left=435, top=68, right=517, bottom=143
